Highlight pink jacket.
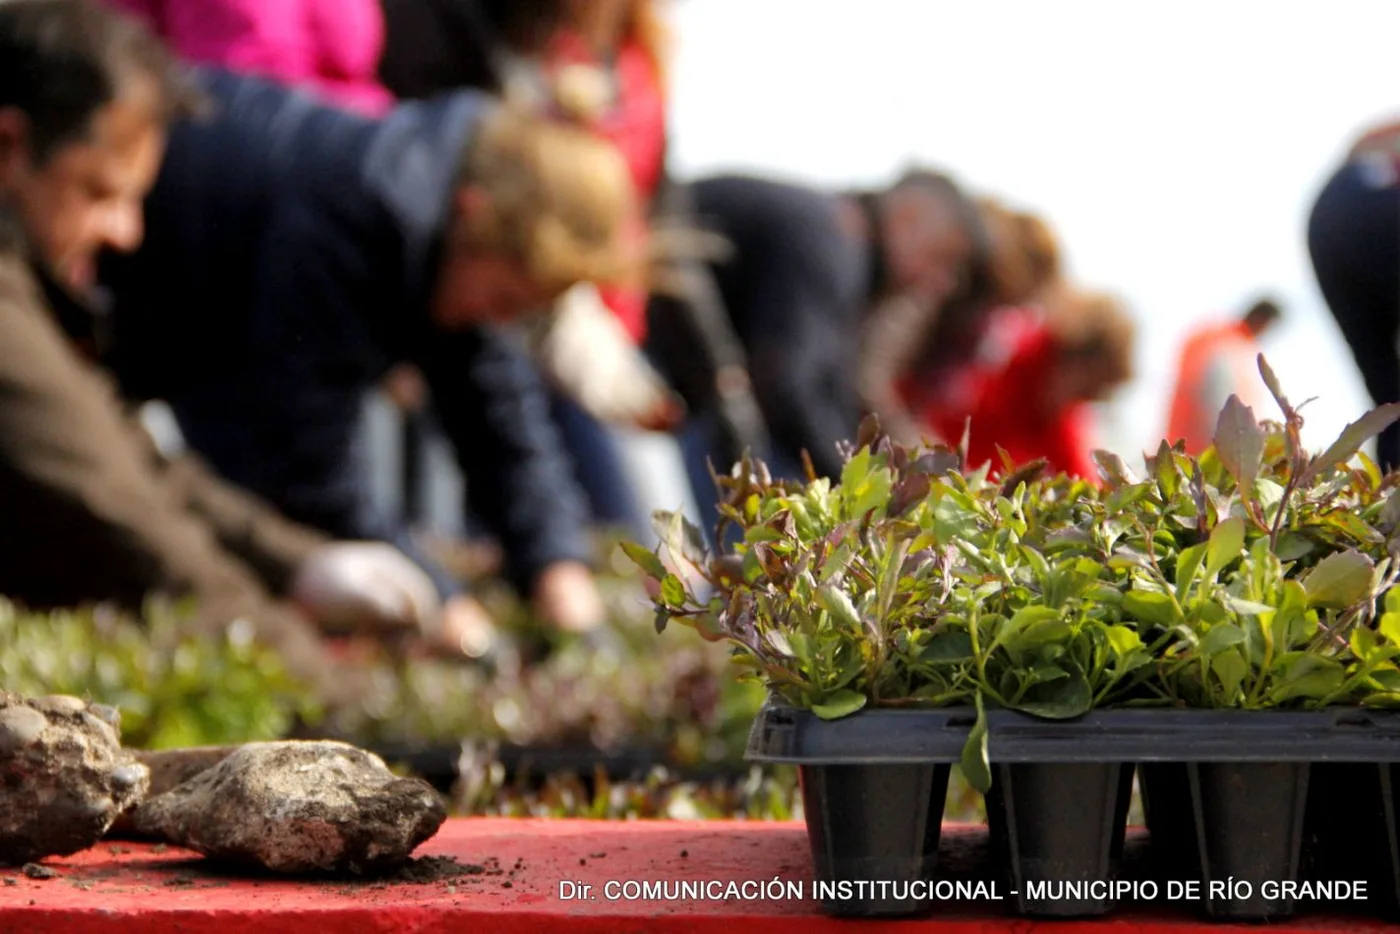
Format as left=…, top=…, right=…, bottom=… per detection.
left=107, top=0, right=393, bottom=116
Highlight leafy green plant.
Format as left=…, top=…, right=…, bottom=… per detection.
left=0, top=598, right=316, bottom=748
left=624, top=356, right=1400, bottom=792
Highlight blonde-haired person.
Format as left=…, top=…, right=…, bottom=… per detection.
left=99, top=66, right=640, bottom=652
left=377, top=0, right=694, bottom=547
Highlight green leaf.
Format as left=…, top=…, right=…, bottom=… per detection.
left=1206, top=517, right=1246, bottom=577
left=653, top=606, right=670, bottom=634
left=1106, top=481, right=1154, bottom=516
left=1154, top=439, right=1180, bottom=500
left=1016, top=668, right=1093, bottom=718
left=1270, top=663, right=1347, bottom=704
left=1210, top=649, right=1248, bottom=702
left=815, top=585, right=862, bottom=631
left=1381, top=612, right=1400, bottom=647
left=1175, top=543, right=1208, bottom=603
left=1124, top=590, right=1181, bottom=627
left=848, top=468, right=894, bottom=521
left=1301, top=550, right=1376, bottom=609
left=1104, top=625, right=1143, bottom=657
left=960, top=695, right=992, bottom=794
left=840, top=448, right=872, bottom=501
left=922, top=630, right=973, bottom=662
left=1213, top=395, right=1265, bottom=496
left=619, top=541, right=668, bottom=581
left=1304, top=403, right=1400, bottom=483
left=659, top=574, right=688, bottom=609
left=1198, top=624, right=1247, bottom=656
left=1223, top=595, right=1276, bottom=616
left=812, top=689, right=868, bottom=720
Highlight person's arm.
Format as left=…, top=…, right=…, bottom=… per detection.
left=742, top=262, right=863, bottom=481
left=156, top=450, right=330, bottom=596
left=0, top=268, right=280, bottom=615
left=857, top=293, right=939, bottom=446
left=417, top=324, right=594, bottom=593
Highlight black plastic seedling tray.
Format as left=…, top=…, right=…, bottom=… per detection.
left=747, top=701, right=1400, bottom=920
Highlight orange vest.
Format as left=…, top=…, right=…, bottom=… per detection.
left=1166, top=321, right=1264, bottom=454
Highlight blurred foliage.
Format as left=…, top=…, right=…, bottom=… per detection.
left=0, top=598, right=314, bottom=749
left=452, top=760, right=802, bottom=820
left=330, top=538, right=768, bottom=769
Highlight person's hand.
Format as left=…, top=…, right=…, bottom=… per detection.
left=438, top=595, right=500, bottom=659
left=381, top=363, right=428, bottom=413
left=531, top=561, right=605, bottom=633
left=291, top=542, right=442, bottom=637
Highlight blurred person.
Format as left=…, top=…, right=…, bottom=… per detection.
left=381, top=0, right=699, bottom=543
left=1309, top=119, right=1400, bottom=470
left=98, top=67, right=639, bottom=648
left=103, top=0, right=393, bottom=115
left=658, top=169, right=985, bottom=530
left=866, top=198, right=1060, bottom=446
left=912, top=287, right=1136, bottom=480
left=378, top=0, right=560, bottom=100
left=1166, top=298, right=1282, bottom=455
left=0, top=0, right=450, bottom=701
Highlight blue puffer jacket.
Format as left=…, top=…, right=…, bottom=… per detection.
left=100, top=67, right=592, bottom=594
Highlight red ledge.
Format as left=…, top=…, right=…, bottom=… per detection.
left=0, top=820, right=1391, bottom=934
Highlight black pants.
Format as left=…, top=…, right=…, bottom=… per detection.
left=1307, top=160, right=1400, bottom=469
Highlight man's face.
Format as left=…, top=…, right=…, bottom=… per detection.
left=0, top=86, right=165, bottom=290
left=884, top=193, right=974, bottom=307
left=431, top=248, right=556, bottom=329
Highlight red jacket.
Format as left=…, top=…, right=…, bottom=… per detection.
left=543, top=32, right=667, bottom=343
left=904, top=308, right=1100, bottom=480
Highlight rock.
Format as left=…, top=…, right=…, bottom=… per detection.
left=134, top=741, right=445, bottom=874
left=108, top=746, right=240, bottom=838
left=134, top=746, right=239, bottom=798
left=0, top=692, right=149, bottom=866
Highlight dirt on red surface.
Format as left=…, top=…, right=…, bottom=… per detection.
left=0, top=820, right=1391, bottom=934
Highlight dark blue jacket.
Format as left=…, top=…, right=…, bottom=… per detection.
left=100, top=68, right=591, bottom=593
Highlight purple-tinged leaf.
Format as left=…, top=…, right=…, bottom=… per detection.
left=1213, top=395, right=1265, bottom=497
left=999, top=459, right=1048, bottom=499
left=1302, top=403, right=1400, bottom=484
left=1093, top=449, right=1137, bottom=487
left=1257, top=354, right=1295, bottom=422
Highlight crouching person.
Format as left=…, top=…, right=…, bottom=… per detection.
left=0, top=0, right=448, bottom=703
left=98, top=64, right=642, bottom=649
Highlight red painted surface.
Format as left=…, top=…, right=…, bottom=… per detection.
left=0, top=821, right=1391, bottom=934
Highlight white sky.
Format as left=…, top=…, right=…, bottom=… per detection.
left=666, top=0, right=1400, bottom=461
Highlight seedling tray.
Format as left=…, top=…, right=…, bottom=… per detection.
left=747, top=701, right=1400, bottom=920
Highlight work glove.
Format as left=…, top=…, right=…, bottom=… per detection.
left=290, top=542, right=443, bottom=639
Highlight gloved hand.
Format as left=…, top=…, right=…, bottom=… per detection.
left=290, top=542, right=443, bottom=638
left=532, top=283, right=685, bottom=432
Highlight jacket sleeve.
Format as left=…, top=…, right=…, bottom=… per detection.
left=857, top=294, right=939, bottom=445
left=0, top=267, right=331, bottom=685
left=741, top=260, right=863, bottom=481
left=156, top=450, right=330, bottom=596
left=417, top=324, right=594, bottom=592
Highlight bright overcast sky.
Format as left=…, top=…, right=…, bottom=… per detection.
left=667, top=0, right=1400, bottom=459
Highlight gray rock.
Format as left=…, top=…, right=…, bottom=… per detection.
left=134, top=746, right=239, bottom=798
left=134, top=741, right=446, bottom=873
left=0, top=691, right=149, bottom=865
